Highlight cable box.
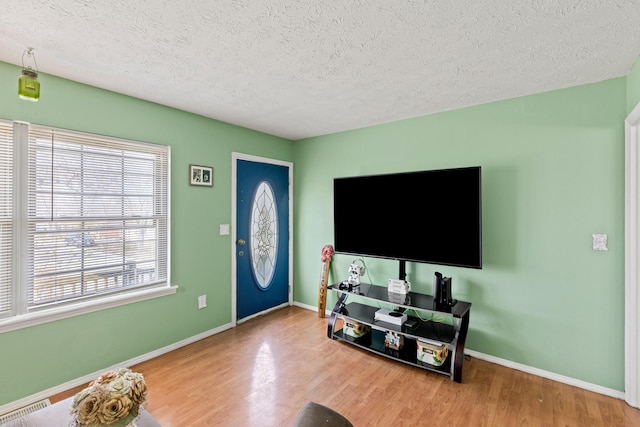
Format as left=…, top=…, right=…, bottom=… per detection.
left=374, top=309, right=407, bottom=326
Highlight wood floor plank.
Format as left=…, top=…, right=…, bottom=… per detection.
left=50, top=306, right=640, bottom=426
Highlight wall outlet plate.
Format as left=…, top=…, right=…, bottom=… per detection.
left=592, top=234, right=608, bottom=251
left=198, top=295, right=207, bottom=309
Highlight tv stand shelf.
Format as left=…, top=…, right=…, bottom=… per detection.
left=327, top=283, right=471, bottom=382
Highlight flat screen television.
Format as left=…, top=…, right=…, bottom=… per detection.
left=333, top=166, right=482, bottom=272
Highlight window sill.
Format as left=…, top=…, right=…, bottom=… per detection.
left=0, top=285, right=178, bottom=334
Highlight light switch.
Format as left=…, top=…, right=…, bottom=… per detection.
left=592, top=234, right=608, bottom=251
left=219, top=224, right=230, bottom=235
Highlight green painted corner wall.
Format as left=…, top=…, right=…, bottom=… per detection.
left=627, top=55, right=640, bottom=113
left=293, top=78, right=627, bottom=391
left=0, top=56, right=634, bottom=404
left=0, top=61, right=294, bottom=405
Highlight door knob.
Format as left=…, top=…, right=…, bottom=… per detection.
left=237, top=239, right=246, bottom=245
left=238, top=251, right=244, bottom=256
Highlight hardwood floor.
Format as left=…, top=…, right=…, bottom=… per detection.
left=51, top=306, right=640, bottom=426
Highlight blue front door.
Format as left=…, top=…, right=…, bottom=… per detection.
left=236, top=159, right=290, bottom=320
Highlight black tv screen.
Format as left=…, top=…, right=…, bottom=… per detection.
left=333, top=166, right=482, bottom=269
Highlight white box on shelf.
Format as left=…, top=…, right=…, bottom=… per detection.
left=388, top=279, right=410, bottom=294
left=374, top=308, right=407, bottom=326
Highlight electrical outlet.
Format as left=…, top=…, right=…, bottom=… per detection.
left=197, top=295, right=207, bottom=309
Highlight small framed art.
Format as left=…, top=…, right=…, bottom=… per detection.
left=189, top=164, right=213, bottom=187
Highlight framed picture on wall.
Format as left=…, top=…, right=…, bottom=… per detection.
left=189, top=164, right=213, bottom=187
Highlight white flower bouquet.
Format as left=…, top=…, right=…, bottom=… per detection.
left=69, top=368, right=148, bottom=427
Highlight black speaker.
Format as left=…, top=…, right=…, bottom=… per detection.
left=442, top=276, right=452, bottom=305
left=433, top=272, right=443, bottom=303
left=433, top=272, right=456, bottom=307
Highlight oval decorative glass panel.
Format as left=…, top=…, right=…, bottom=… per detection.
left=250, top=181, right=278, bottom=289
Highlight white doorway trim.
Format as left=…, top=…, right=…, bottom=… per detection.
left=625, top=103, right=640, bottom=408
left=231, top=152, right=294, bottom=326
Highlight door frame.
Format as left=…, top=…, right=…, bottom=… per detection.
left=231, top=152, right=294, bottom=326
left=625, top=102, right=640, bottom=408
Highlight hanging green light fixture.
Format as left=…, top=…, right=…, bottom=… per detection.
left=18, top=48, right=40, bottom=102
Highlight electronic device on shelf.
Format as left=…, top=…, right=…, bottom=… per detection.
left=388, top=278, right=410, bottom=294
left=403, top=318, right=419, bottom=329
left=374, top=308, right=407, bottom=326
left=433, top=271, right=457, bottom=307
left=337, top=258, right=366, bottom=293
left=346, top=258, right=365, bottom=288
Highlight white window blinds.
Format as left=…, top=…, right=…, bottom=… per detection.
left=27, top=125, right=169, bottom=309
left=0, top=120, right=13, bottom=318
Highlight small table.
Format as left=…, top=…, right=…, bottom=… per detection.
left=2, top=397, right=160, bottom=427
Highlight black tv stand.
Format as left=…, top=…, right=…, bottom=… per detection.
left=327, top=282, right=471, bottom=382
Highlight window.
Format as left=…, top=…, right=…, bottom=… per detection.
left=250, top=181, right=278, bottom=289
left=0, top=120, right=13, bottom=317
left=0, top=121, right=172, bottom=327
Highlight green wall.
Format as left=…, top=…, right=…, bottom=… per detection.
left=0, top=61, right=294, bottom=405
left=628, top=56, right=640, bottom=113
left=293, top=78, right=627, bottom=390
left=0, top=56, right=634, bottom=405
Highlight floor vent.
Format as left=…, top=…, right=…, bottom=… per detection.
left=0, top=399, right=50, bottom=424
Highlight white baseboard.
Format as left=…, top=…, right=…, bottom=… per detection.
left=293, top=300, right=320, bottom=312
left=2, top=304, right=627, bottom=415
left=0, top=322, right=234, bottom=416
left=296, top=302, right=626, bottom=401
left=464, top=349, right=624, bottom=400
left=293, top=300, right=331, bottom=316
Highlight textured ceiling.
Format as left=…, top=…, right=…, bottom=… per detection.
left=2, top=1, right=640, bottom=140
